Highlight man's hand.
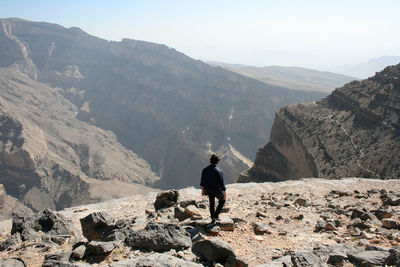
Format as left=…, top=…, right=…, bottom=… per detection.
left=223, top=191, right=226, bottom=200
left=201, top=187, right=205, bottom=196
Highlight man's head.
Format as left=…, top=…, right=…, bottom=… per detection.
left=210, top=154, right=220, bottom=165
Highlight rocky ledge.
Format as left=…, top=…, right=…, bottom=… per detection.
left=0, top=178, right=399, bottom=266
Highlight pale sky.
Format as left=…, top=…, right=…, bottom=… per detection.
left=1, top=0, right=400, bottom=69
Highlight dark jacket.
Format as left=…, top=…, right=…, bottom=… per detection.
left=200, top=164, right=226, bottom=195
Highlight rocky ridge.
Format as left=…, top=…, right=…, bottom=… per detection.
left=239, top=64, right=400, bottom=183
left=0, top=178, right=399, bottom=266
left=0, top=67, right=158, bottom=212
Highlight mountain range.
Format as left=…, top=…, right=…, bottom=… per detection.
left=208, top=61, right=356, bottom=92
left=0, top=18, right=328, bottom=211
left=329, top=56, right=400, bottom=79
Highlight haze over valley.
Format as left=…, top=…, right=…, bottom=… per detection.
left=0, top=1, right=400, bottom=265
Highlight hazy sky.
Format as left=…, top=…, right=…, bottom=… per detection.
left=1, top=0, right=400, bottom=69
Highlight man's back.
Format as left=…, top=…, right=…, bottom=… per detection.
left=201, top=164, right=225, bottom=195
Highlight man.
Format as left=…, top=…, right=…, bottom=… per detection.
left=200, top=154, right=226, bottom=222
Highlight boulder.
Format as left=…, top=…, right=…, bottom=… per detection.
left=185, top=226, right=206, bottom=241
left=351, top=209, right=373, bottom=221
left=290, top=251, right=326, bottom=267
left=347, top=250, right=390, bottom=266
left=192, top=238, right=235, bottom=264
left=373, top=207, right=393, bottom=220
left=225, top=255, right=249, bottom=267
left=125, top=222, right=191, bottom=252
left=11, top=209, right=80, bottom=242
left=382, top=218, right=399, bottom=229
left=0, top=258, right=26, bottom=267
left=80, top=212, right=115, bottom=241
left=154, top=190, right=179, bottom=210
left=103, top=253, right=203, bottom=267
left=384, top=247, right=400, bottom=266
left=71, top=244, right=86, bottom=260
left=85, top=241, right=115, bottom=255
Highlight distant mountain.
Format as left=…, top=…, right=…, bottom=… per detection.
left=0, top=18, right=326, bottom=204
left=239, top=64, right=400, bottom=183
left=208, top=61, right=356, bottom=92
left=330, top=56, right=400, bottom=79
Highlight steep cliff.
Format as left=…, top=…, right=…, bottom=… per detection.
left=239, top=64, right=400, bottom=182
left=0, top=67, right=158, bottom=211
left=0, top=18, right=326, bottom=189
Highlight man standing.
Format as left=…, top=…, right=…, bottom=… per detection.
left=201, top=154, right=226, bottom=222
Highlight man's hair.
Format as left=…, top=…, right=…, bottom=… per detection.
left=210, top=154, right=220, bottom=164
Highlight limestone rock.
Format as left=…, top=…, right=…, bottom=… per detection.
left=192, top=238, right=235, bottom=264
left=154, top=190, right=179, bottom=210
left=125, top=222, right=191, bottom=252
left=80, top=212, right=115, bottom=241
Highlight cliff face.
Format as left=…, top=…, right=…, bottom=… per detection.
left=239, top=64, right=400, bottom=182
left=0, top=18, right=326, bottom=189
left=0, top=68, right=158, bottom=211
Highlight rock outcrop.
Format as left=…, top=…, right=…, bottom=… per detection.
left=0, top=18, right=326, bottom=191
left=239, top=64, right=400, bottom=182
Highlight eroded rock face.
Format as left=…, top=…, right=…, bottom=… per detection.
left=0, top=67, right=159, bottom=212
left=239, top=64, right=400, bottom=182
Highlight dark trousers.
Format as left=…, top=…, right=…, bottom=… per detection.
left=208, top=192, right=225, bottom=219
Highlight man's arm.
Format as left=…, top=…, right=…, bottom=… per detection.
left=200, top=169, right=205, bottom=196
left=218, top=169, right=226, bottom=200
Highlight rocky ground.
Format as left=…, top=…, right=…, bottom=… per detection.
left=0, top=178, right=400, bottom=266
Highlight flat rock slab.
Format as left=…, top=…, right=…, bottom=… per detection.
left=125, top=222, right=191, bottom=252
